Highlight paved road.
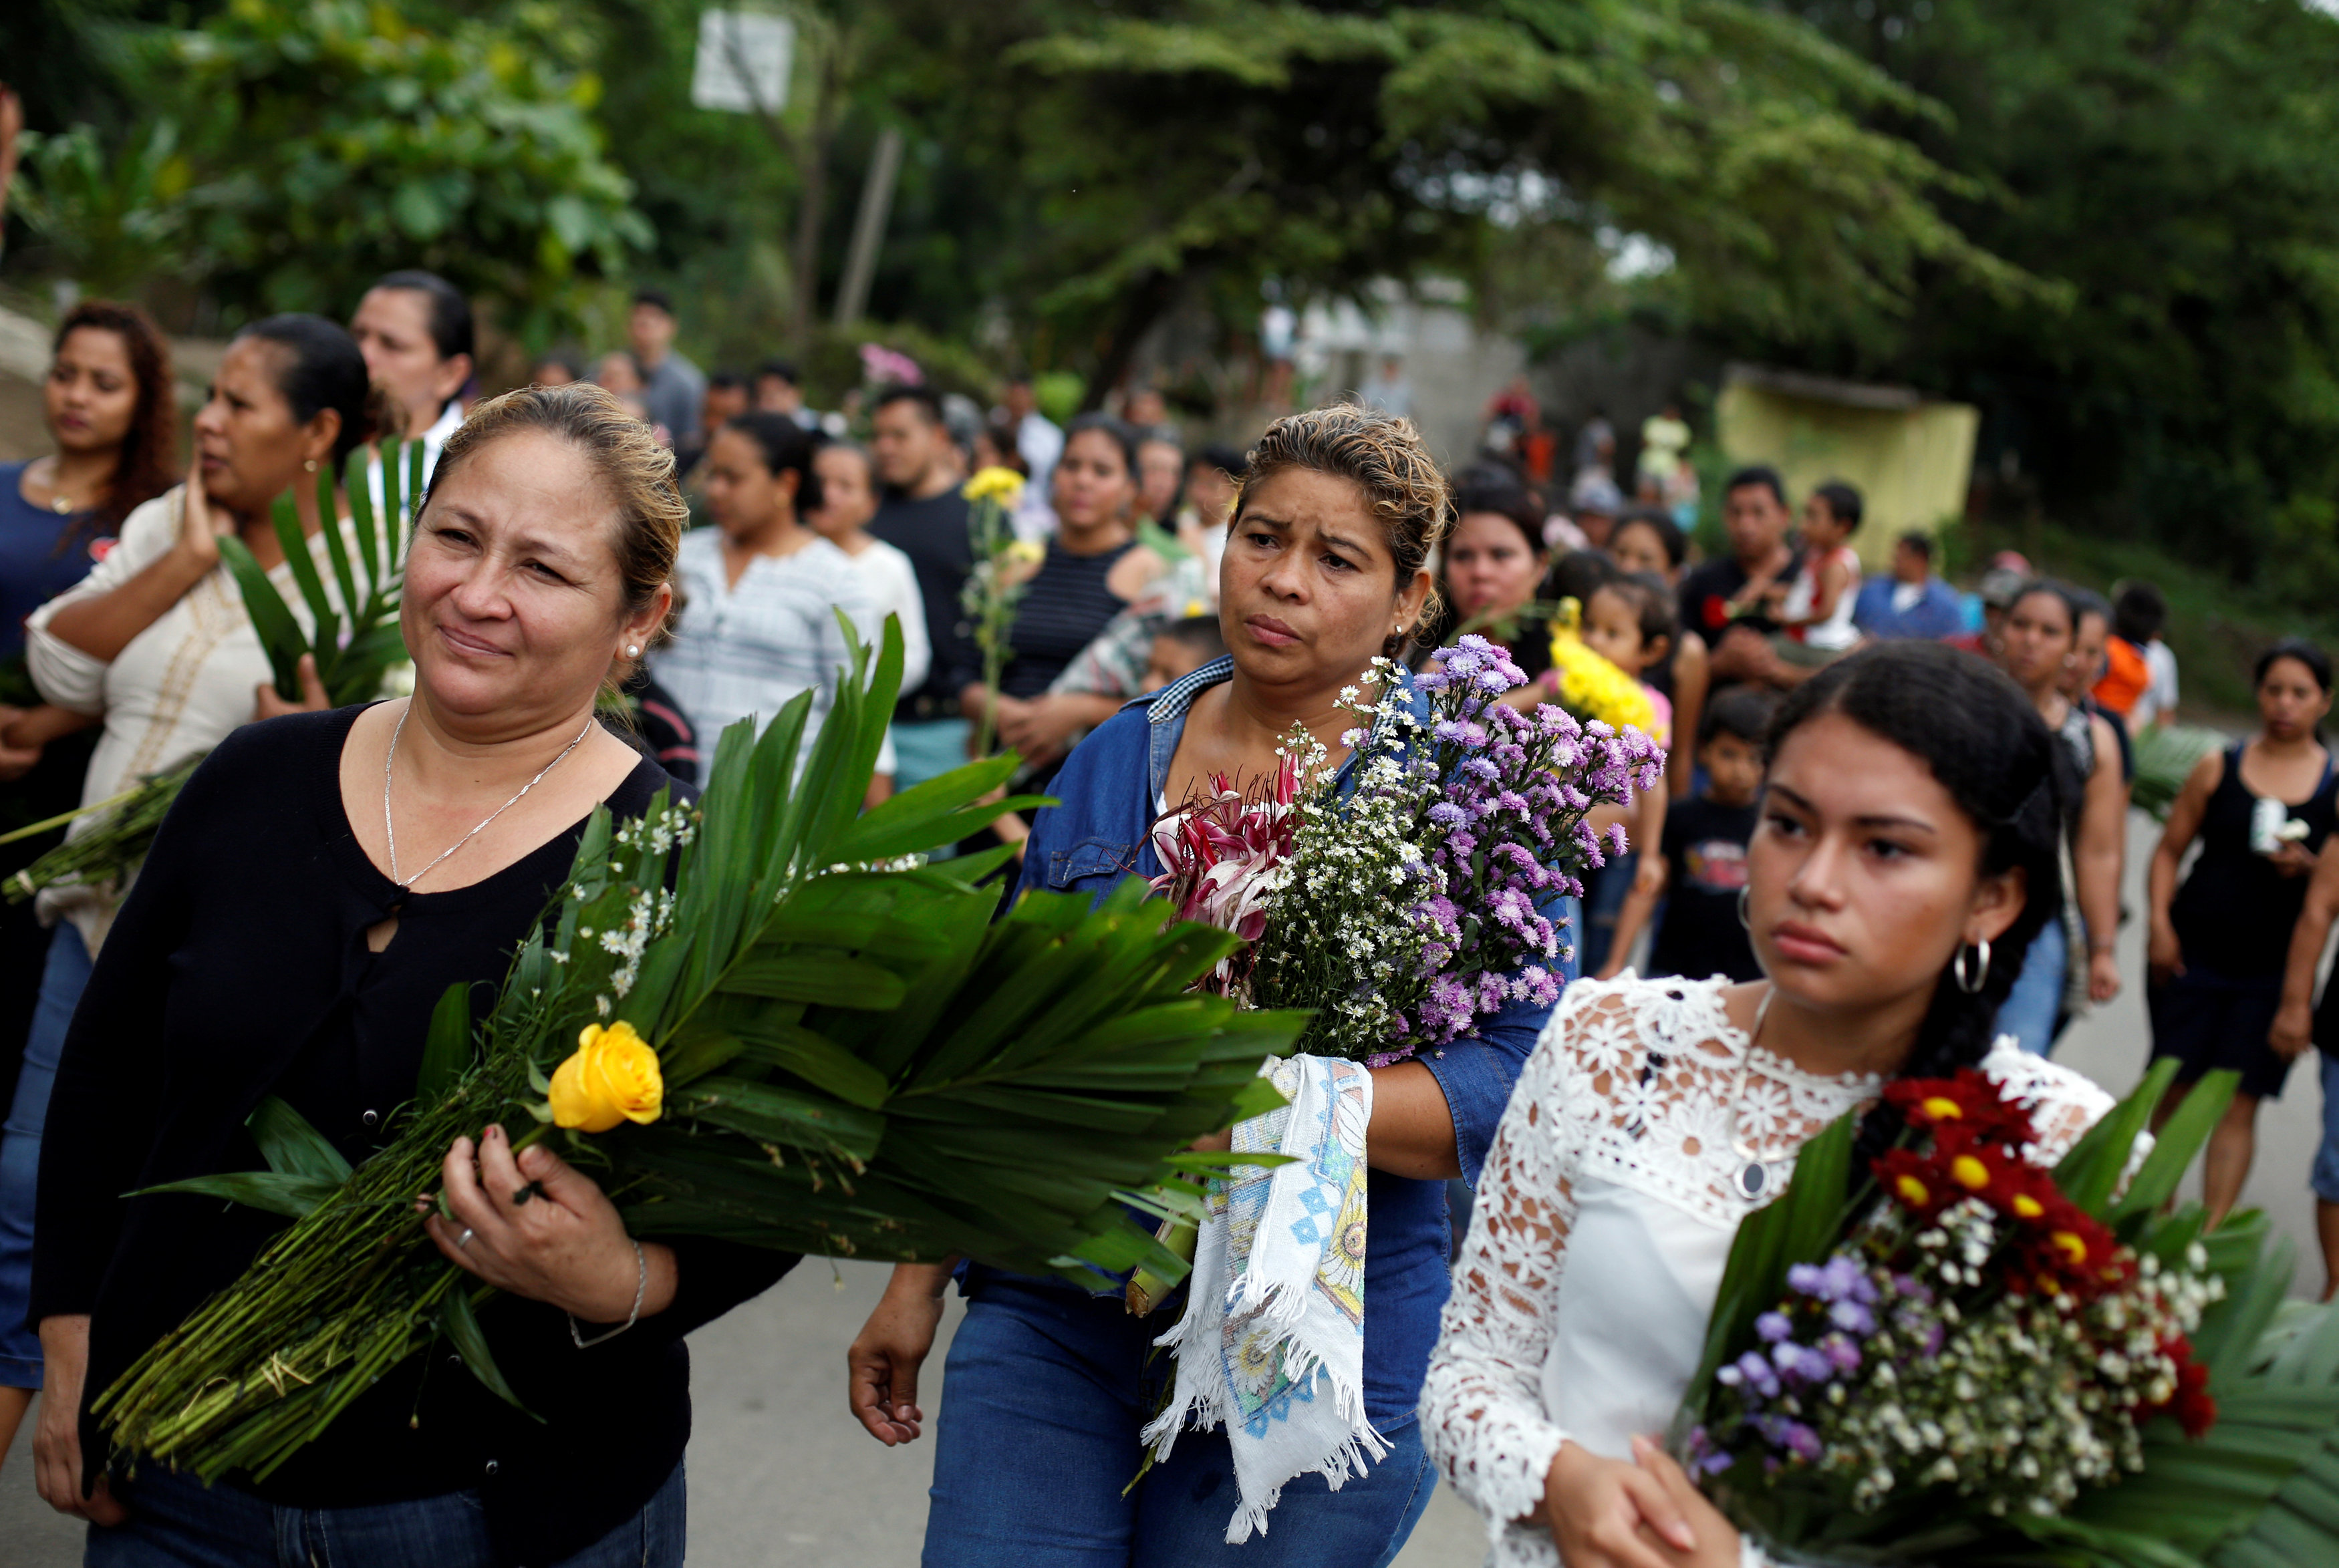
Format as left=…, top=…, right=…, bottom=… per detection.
left=8, top=810, right=2328, bottom=1566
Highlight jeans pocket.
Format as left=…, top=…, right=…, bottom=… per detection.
left=1046, top=837, right=1139, bottom=893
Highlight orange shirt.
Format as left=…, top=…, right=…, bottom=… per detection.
left=2094, top=635, right=2149, bottom=717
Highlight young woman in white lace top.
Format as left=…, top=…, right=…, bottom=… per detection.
left=1423, top=641, right=2124, bottom=1568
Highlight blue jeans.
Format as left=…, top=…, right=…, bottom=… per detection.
left=86, top=1460, right=685, bottom=1568
left=925, top=1275, right=1436, bottom=1568
left=1, top=923, right=94, bottom=1387
left=1994, top=916, right=2066, bottom=1058
left=892, top=718, right=972, bottom=793
left=2314, top=1054, right=2339, bottom=1206
left=1578, top=854, right=1637, bottom=977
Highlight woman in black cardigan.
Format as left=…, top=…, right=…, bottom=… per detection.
left=31, top=383, right=794, bottom=1567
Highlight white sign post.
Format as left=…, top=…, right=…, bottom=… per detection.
left=692, top=9, right=794, bottom=114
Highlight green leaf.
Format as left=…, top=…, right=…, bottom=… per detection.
left=131, top=1171, right=342, bottom=1219
left=2059, top=1058, right=2179, bottom=1217
left=417, top=981, right=476, bottom=1100
left=217, top=535, right=307, bottom=698
left=343, top=443, right=380, bottom=599
left=719, top=952, right=908, bottom=1009
left=2115, top=1070, right=2240, bottom=1223
left=436, top=1289, right=541, bottom=1420
left=678, top=1076, right=886, bottom=1162
left=247, top=1095, right=352, bottom=1182
left=729, top=1020, right=891, bottom=1108
left=269, top=491, right=339, bottom=673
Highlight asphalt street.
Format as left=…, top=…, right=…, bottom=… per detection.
left=8, top=808, right=2330, bottom=1567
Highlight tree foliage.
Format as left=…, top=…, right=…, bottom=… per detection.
left=157, top=0, right=646, bottom=337
left=1750, top=0, right=2339, bottom=605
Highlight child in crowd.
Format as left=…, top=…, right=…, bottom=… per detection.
left=1607, top=508, right=1711, bottom=799
left=1576, top=572, right=1676, bottom=975
left=2113, top=580, right=2181, bottom=727
left=1606, top=685, right=1778, bottom=983
left=1142, top=613, right=1228, bottom=692
left=1770, top=479, right=1863, bottom=660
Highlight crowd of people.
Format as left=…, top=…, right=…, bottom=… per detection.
left=0, top=262, right=2335, bottom=1568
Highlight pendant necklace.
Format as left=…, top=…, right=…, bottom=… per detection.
left=1726, top=987, right=1785, bottom=1197
left=384, top=703, right=597, bottom=893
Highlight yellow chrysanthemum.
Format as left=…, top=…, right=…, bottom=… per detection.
left=1546, top=609, right=1657, bottom=733
left=963, top=466, right=1027, bottom=505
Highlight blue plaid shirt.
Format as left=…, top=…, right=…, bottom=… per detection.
left=1011, top=655, right=1576, bottom=1428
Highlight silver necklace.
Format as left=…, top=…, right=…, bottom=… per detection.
left=383, top=703, right=597, bottom=892
left=1726, top=987, right=1784, bottom=1197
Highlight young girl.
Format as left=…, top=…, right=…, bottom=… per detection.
left=1423, top=641, right=2123, bottom=1568
left=1574, top=573, right=1674, bottom=976
left=1771, top=481, right=1863, bottom=659
left=1607, top=508, right=1709, bottom=799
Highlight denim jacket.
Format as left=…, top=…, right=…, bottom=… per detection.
left=1010, top=656, right=1575, bottom=1427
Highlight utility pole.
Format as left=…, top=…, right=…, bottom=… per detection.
left=833, top=126, right=903, bottom=327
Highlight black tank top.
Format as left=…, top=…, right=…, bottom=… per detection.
left=2171, top=740, right=2337, bottom=979
left=1000, top=537, right=1138, bottom=699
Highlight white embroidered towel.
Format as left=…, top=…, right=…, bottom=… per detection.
left=1143, top=1053, right=1385, bottom=1542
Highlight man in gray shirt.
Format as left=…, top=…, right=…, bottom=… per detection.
left=628, top=288, right=706, bottom=450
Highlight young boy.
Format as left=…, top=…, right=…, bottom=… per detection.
left=1143, top=613, right=1228, bottom=692
left=1608, top=686, right=1778, bottom=983
left=1770, top=480, right=1863, bottom=659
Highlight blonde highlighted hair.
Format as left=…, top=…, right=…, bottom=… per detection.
left=1234, top=403, right=1454, bottom=653
left=426, top=382, right=688, bottom=650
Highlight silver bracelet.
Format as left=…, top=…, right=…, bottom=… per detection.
left=569, top=1238, right=647, bottom=1349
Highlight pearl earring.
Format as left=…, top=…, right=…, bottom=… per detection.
left=303, top=459, right=319, bottom=473
left=626, top=644, right=642, bottom=658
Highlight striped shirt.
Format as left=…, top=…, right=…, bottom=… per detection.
left=650, top=528, right=879, bottom=766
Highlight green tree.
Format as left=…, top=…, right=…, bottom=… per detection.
left=168, top=0, right=649, bottom=339
left=1761, top=0, right=2339, bottom=602
left=874, top=0, right=2031, bottom=403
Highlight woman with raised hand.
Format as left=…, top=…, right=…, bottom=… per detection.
left=2151, top=639, right=2335, bottom=1225
left=849, top=405, right=1557, bottom=1566
left=32, top=383, right=793, bottom=1565
left=972, top=413, right=1165, bottom=772
left=0, top=299, right=177, bottom=1466
left=1423, top=641, right=2122, bottom=1568
left=350, top=269, right=474, bottom=474
left=1993, top=581, right=2128, bottom=1054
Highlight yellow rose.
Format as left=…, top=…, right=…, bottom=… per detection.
left=963, top=466, right=1026, bottom=505
left=1002, top=538, right=1046, bottom=568
left=548, top=1021, right=663, bottom=1133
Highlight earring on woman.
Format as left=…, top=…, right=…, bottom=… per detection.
left=1953, top=935, right=1993, bottom=994
left=303, top=459, right=319, bottom=473
left=626, top=645, right=642, bottom=659
left=1737, top=887, right=1752, bottom=930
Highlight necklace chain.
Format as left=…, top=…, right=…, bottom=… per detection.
left=383, top=703, right=597, bottom=893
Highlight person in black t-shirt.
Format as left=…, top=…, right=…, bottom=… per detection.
left=1627, top=686, right=1778, bottom=983
left=1677, top=464, right=1799, bottom=689
left=866, top=386, right=982, bottom=789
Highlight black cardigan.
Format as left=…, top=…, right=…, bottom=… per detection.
left=30, top=705, right=796, bottom=1563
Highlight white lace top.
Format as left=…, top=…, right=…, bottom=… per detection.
left=1420, top=975, right=2120, bottom=1568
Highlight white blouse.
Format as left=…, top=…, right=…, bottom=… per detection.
left=26, top=487, right=348, bottom=951
left=1420, top=975, right=2119, bottom=1568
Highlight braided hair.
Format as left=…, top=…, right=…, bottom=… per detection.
left=1763, top=641, right=2066, bottom=1170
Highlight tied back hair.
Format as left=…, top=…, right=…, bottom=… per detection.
left=1763, top=641, right=2066, bottom=1172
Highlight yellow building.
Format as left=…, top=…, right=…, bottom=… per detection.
left=1715, top=363, right=1979, bottom=573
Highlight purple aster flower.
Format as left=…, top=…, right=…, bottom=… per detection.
left=1782, top=1422, right=1822, bottom=1462
left=1821, top=1334, right=1863, bottom=1374
left=1733, top=1351, right=1781, bottom=1400
left=1427, top=801, right=1468, bottom=830
left=1755, top=1311, right=1794, bottom=1344
left=1828, top=1299, right=1876, bottom=1336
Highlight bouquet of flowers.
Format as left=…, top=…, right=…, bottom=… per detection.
left=1151, top=635, right=1664, bottom=1066
left=1671, top=1059, right=2339, bottom=1565
left=7, top=440, right=420, bottom=903
left=95, top=621, right=1307, bottom=1483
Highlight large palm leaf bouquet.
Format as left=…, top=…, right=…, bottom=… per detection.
left=1671, top=1060, right=2339, bottom=1565
left=7, top=442, right=420, bottom=904
left=94, top=621, right=1304, bottom=1484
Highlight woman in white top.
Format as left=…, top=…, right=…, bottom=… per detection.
left=1422, top=641, right=2122, bottom=1568
left=349, top=269, right=474, bottom=477
left=650, top=413, right=879, bottom=786
left=807, top=440, right=932, bottom=699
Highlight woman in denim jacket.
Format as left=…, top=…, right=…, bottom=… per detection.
left=845, top=406, right=1571, bottom=1568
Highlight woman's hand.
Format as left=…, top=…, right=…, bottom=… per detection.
left=419, top=1124, right=676, bottom=1323
left=2147, top=920, right=2184, bottom=986
left=253, top=652, right=332, bottom=722
left=2272, top=999, right=2317, bottom=1062
left=1536, top=1439, right=1699, bottom=1568
left=847, top=1262, right=952, bottom=1445
left=33, top=1315, right=129, bottom=1525
left=2088, top=946, right=2121, bottom=1006
left=0, top=704, right=41, bottom=781
left=2272, top=842, right=2318, bottom=879
left=1631, top=1437, right=1742, bottom=1567
left=996, top=693, right=1081, bottom=760
left=174, top=451, right=232, bottom=573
